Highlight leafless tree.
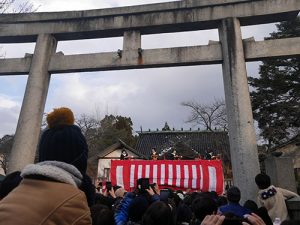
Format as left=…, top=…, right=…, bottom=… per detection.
left=0, top=134, right=14, bottom=174
left=0, top=0, right=39, bottom=57
left=75, top=114, right=103, bottom=178
left=182, top=98, right=228, bottom=132
left=0, top=0, right=37, bottom=13
left=0, top=153, right=8, bottom=174
left=76, top=114, right=101, bottom=142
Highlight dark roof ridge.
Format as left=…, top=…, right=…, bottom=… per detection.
left=97, top=139, right=147, bottom=159
left=271, top=134, right=300, bottom=151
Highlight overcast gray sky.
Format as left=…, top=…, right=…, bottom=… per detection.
left=0, top=0, right=277, bottom=137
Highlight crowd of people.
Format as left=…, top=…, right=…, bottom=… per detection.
left=0, top=107, right=299, bottom=225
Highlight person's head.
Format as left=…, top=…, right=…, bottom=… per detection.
left=217, top=196, right=228, bottom=207
left=142, top=201, right=172, bottom=225
left=243, top=200, right=258, bottom=212
left=226, top=186, right=241, bottom=203
left=182, top=193, right=193, bottom=206
left=191, top=196, right=217, bottom=221
left=38, top=107, right=88, bottom=174
left=173, top=192, right=183, bottom=207
left=222, top=213, right=245, bottom=225
left=256, top=207, right=273, bottom=225
left=94, top=193, right=113, bottom=209
left=0, top=171, right=22, bottom=199
left=176, top=203, right=192, bottom=224
left=129, top=195, right=149, bottom=223
left=90, top=204, right=114, bottom=225
left=255, top=173, right=271, bottom=190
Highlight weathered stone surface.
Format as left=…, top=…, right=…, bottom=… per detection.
left=287, top=197, right=300, bottom=220
left=0, top=1, right=266, bottom=23
left=0, top=0, right=298, bottom=43
left=219, top=18, right=260, bottom=203
left=0, top=37, right=299, bottom=75
left=244, top=37, right=300, bottom=61
left=8, top=34, right=57, bottom=173
left=265, top=156, right=297, bottom=193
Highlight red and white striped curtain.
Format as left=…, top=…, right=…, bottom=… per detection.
left=110, top=160, right=224, bottom=195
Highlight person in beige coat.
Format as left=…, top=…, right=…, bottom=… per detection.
left=255, top=173, right=299, bottom=222
left=0, top=161, right=92, bottom=225
left=0, top=107, right=92, bottom=225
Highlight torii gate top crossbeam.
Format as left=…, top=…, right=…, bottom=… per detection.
left=0, top=0, right=299, bottom=43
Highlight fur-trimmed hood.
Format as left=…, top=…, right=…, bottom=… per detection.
left=21, top=161, right=83, bottom=187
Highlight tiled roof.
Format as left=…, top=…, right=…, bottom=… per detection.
left=272, top=134, right=300, bottom=151
left=135, top=131, right=230, bottom=161
left=97, top=139, right=147, bottom=159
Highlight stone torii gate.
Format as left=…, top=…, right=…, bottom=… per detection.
left=1, top=0, right=299, bottom=202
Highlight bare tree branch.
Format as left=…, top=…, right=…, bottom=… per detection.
left=181, top=98, right=228, bottom=131
left=0, top=0, right=39, bottom=57
left=0, top=0, right=39, bottom=13
left=0, top=134, right=14, bottom=174
left=0, top=153, right=8, bottom=174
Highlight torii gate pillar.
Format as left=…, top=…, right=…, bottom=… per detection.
left=219, top=18, right=260, bottom=203
left=8, top=34, right=57, bottom=173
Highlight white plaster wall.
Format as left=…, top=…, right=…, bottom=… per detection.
left=97, top=158, right=111, bottom=179
left=97, top=149, right=139, bottom=179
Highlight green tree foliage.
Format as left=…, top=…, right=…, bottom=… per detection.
left=76, top=114, right=136, bottom=178
left=76, top=114, right=136, bottom=157
left=99, top=114, right=136, bottom=149
left=249, top=17, right=300, bottom=147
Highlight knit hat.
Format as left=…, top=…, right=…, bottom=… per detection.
left=38, top=107, right=88, bottom=174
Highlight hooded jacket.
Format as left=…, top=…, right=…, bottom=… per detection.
left=257, top=185, right=299, bottom=221
left=0, top=161, right=92, bottom=225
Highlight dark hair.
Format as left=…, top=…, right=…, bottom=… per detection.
left=142, top=201, right=172, bottom=225
left=243, top=200, right=258, bottom=212
left=176, top=203, right=192, bottom=224
left=255, top=174, right=271, bottom=189
left=191, top=197, right=217, bottom=221
left=79, top=174, right=96, bottom=207
left=94, top=193, right=114, bottom=209
left=217, top=196, right=228, bottom=207
left=256, top=207, right=273, bottom=225
left=90, top=204, right=114, bottom=225
left=173, top=192, right=182, bottom=207
left=281, top=220, right=300, bottom=225
left=0, top=171, right=22, bottom=199
left=227, top=186, right=241, bottom=203
left=129, top=195, right=149, bottom=222
left=222, top=215, right=245, bottom=225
